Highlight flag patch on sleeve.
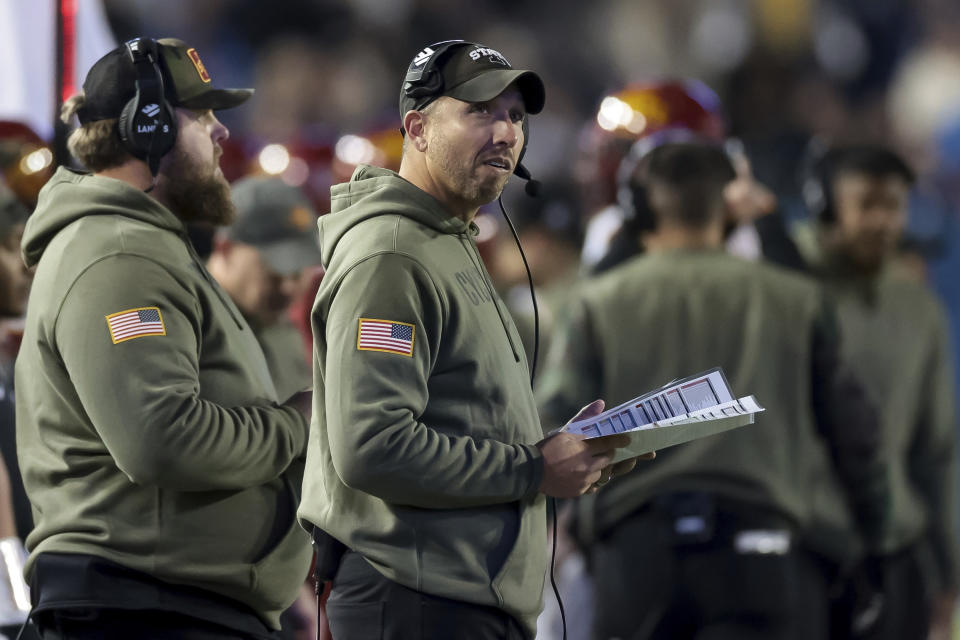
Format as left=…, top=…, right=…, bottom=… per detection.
left=357, top=318, right=415, bottom=356
left=106, top=307, right=166, bottom=344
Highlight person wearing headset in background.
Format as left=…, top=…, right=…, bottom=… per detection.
left=297, top=40, right=643, bottom=640
left=15, top=38, right=312, bottom=639
left=538, top=142, right=889, bottom=640
left=795, top=144, right=958, bottom=640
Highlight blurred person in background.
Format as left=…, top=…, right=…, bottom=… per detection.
left=207, top=176, right=319, bottom=400
left=298, top=39, right=640, bottom=640
left=539, top=142, right=888, bottom=640
left=582, top=82, right=802, bottom=276
left=16, top=37, right=312, bottom=639
left=0, top=123, right=55, bottom=212
left=0, top=188, right=32, bottom=542
left=573, top=80, right=725, bottom=273
left=0, top=186, right=33, bottom=638
left=490, top=181, right=582, bottom=368
left=206, top=175, right=322, bottom=640
left=797, top=143, right=958, bottom=640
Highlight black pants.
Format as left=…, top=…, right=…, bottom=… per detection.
left=590, top=497, right=830, bottom=640
left=33, top=608, right=271, bottom=640
left=326, top=551, right=529, bottom=640
left=830, top=545, right=931, bottom=640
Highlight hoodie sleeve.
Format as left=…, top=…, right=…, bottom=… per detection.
left=54, top=253, right=307, bottom=492
left=909, top=303, right=959, bottom=592
left=323, top=252, right=543, bottom=508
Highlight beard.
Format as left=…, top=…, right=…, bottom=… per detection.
left=428, top=130, right=511, bottom=208
left=160, top=145, right=235, bottom=227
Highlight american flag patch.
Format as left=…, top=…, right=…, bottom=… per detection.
left=357, top=318, right=415, bottom=357
left=106, top=307, right=166, bottom=344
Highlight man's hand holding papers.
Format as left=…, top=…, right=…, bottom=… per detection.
left=537, top=399, right=655, bottom=497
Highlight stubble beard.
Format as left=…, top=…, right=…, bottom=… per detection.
left=429, top=130, right=510, bottom=208
left=161, top=145, right=235, bottom=227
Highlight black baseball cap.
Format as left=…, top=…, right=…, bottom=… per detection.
left=226, top=177, right=321, bottom=275
left=77, top=37, right=253, bottom=124
left=399, top=41, right=545, bottom=122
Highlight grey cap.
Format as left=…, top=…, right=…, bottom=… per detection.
left=226, top=177, right=321, bottom=275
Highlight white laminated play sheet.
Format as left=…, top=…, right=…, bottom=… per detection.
left=562, top=368, right=764, bottom=463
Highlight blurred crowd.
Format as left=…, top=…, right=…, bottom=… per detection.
left=0, top=0, right=959, bottom=639
left=85, top=0, right=960, bottom=395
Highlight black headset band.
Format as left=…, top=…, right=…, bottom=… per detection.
left=127, top=38, right=165, bottom=107
left=403, top=40, right=468, bottom=85
left=120, top=37, right=177, bottom=178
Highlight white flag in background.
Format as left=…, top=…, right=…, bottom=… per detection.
left=0, top=0, right=116, bottom=140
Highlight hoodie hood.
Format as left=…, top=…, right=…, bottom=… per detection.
left=22, top=167, right=185, bottom=267
left=320, top=164, right=470, bottom=268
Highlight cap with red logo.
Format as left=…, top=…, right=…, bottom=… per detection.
left=76, top=37, right=253, bottom=124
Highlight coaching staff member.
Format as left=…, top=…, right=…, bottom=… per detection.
left=16, top=38, right=311, bottom=639
left=298, top=40, right=634, bottom=640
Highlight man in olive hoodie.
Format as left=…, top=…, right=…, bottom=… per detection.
left=298, top=41, right=634, bottom=640
left=798, top=144, right=958, bottom=640
left=538, top=143, right=889, bottom=640
left=16, top=38, right=311, bottom=639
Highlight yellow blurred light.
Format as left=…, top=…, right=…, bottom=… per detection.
left=258, top=144, right=290, bottom=175
left=335, top=135, right=377, bottom=166
left=20, top=148, right=53, bottom=175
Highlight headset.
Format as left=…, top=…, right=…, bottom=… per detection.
left=117, top=37, right=178, bottom=178
left=616, top=129, right=723, bottom=233
left=401, top=40, right=538, bottom=192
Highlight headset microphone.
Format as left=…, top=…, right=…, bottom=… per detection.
left=513, top=163, right=541, bottom=198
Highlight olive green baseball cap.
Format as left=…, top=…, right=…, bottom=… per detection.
left=226, top=177, right=322, bottom=276
left=77, top=37, right=253, bottom=124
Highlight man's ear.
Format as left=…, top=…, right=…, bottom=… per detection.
left=403, top=110, right=429, bottom=152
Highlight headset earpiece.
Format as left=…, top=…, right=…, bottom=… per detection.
left=117, top=38, right=177, bottom=176
left=402, top=40, right=469, bottom=112
left=402, top=72, right=444, bottom=103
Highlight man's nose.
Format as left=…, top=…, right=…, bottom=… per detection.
left=493, top=117, right=519, bottom=148
left=212, top=115, right=229, bottom=143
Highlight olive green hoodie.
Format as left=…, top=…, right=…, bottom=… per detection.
left=16, top=167, right=311, bottom=629
left=538, top=250, right=887, bottom=564
left=298, top=165, right=546, bottom=636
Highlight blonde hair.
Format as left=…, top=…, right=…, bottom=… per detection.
left=60, top=92, right=131, bottom=171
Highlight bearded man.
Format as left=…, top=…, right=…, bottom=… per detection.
left=15, top=38, right=312, bottom=640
